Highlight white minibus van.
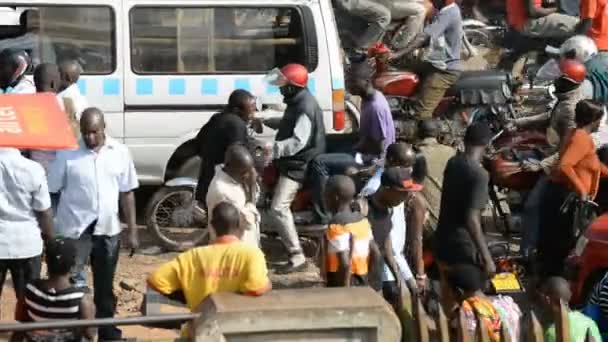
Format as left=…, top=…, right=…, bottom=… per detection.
left=0, top=0, right=354, bottom=185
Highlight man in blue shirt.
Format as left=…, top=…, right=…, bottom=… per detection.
left=390, top=0, right=463, bottom=119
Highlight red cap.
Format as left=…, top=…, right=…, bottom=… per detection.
left=559, top=58, right=586, bottom=84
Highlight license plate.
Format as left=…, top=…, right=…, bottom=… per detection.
left=491, top=272, right=522, bottom=293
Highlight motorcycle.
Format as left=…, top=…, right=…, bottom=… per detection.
left=145, top=132, right=371, bottom=253
left=365, top=43, right=517, bottom=145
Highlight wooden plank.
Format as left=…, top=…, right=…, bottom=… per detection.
left=500, top=320, right=512, bottom=342
left=556, top=300, right=570, bottom=342
left=413, top=293, right=429, bottom=342
left=526, top=311, right=544, bottom=342
left=475, top=308, right=491, bottom=342
left=457, top=307, right=473, bottom=342
left=399, top=283, right=414, bottom=342
left=436, top=304, right=450, bottom=342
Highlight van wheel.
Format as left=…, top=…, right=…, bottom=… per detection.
left=145, top=185, right=209, bottom=252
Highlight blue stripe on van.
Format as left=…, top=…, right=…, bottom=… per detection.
left=332, top=78, right=345, bottom=89
left=308, top=78, right=316, bottom=94
left=201, top=79, right=218, bottom=95
left=234, top=78, right=251, bottom=91
left=103, top=78, right=120, bottom=96
left=136, top=78, right=154, bottom=96
left=169, top=79, right=186, bottom=96
left=266, top=84, right=280, bottom=95
left=77, top=79, right=87, bottom=96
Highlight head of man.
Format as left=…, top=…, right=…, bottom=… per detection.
left=575, top=99, right=605, bottom=133
left=324, top=175, right=357, bottom=214
left=464, top=122, right=491, bottom=156
left=58, top=60, right=82, bottom=92
left=374, top=166, right=422, bottom=208
left=46, top=238, right=78, bottom=278
left=541, top=276, right=572, bottom=311
left=80, top=107, right=106, bottom=151
left=447, top=264, right=486, bottom=302
left=34, top=63, right=60, bottom=93
left=386, top=143, right=416, bottom=168
left=226, top=89, right=256, bottom=122
left=346, top=62, right=374, bottom=98
left=19, top=10, right=41, bottom=33
left=0, top=49, right=29, bottom=90
left=418, top=119, right=440, bottom=140
left=223, top=144, right=255, bottom=185
left=267, top=64, right=308, bottom=99
left=211, top=202, right=243, bottom=239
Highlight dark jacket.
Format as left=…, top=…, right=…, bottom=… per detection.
left=275, top=88, right=326, bottom=181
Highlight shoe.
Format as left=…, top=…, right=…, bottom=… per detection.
left=275, top=261, right=308, bottom=275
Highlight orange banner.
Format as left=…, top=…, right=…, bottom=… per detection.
left=0, top=93, right=77, bottom=150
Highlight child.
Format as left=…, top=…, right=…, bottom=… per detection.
left=323, top=175, right=381, bottom=287
left=15, top=239, right=95, bottom=342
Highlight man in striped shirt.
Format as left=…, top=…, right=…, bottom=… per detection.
left=16, top=239, right=95, bottom=342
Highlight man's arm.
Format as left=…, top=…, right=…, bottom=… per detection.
left=31, top=165, right=53, bottom=240
left=47, top=152, right=67, bottom=197
left=391, top=33, right=431, bottom=60
left=147, top=255, right=186, bottom=295
left=35, top=209, right=53, bottom=241
left=408, top=195, right=427, bottom=285
left=273, top=114, right=312, bottom=158
left=514, top=112, right=551, bottom=129
left=466, top=171, right=495, bottom=276
left=527, top=0, right=556, bottom=18
left=382, top=235, right=407, bottom=290
left=119, top=150, right=140, bottom=250
left=120, top=191, right=138, bottom=250
left=79, top=294, right=97, bottom=339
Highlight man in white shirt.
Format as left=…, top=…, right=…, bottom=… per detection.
left=0, top=148, right=53, bottom=301
left=206, top=145, right=260, bottom=247
left=58, top=60, right=89, bottom=120
left=48, top=108, right=139, bottom=341
left=0, top=49, right=35, bottom=94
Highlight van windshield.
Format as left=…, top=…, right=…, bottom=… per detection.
left=130, top=7, right=308, bottom=74
left=0, top=6, right=115, bottom=74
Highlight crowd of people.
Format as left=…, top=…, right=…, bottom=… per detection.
left=2, top=0, right=608, bottom=341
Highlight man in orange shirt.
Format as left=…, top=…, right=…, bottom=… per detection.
left=506, top=0, right=578, bottom=38
left=578, top=0, right=608, bottom=52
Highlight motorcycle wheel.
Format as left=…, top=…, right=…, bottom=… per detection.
left=145, top=185, right=209, bottom=252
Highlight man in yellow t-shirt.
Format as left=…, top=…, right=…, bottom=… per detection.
left=147, top=202, right=271, bottom=311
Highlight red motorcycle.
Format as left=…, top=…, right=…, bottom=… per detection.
left=364, top=43, right=517, bottom=144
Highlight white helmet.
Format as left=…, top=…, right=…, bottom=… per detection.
left=560, top=35, right=598, bottom=63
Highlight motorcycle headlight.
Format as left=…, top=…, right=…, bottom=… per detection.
left=574, top=235, right=589, bottom=257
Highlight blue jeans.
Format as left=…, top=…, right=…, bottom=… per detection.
left=520, top=175, right=549, bottom=257
left=73, top=223, right=122, bottom=340
left=308, top=153, right=357, bottom=224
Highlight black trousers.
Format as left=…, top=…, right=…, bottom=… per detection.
left=537, top=181, right=577, bottom=277
left=0, top=256, right=41, bottom=300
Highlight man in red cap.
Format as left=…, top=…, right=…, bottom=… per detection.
left=264, top=64, right=326, bottom=273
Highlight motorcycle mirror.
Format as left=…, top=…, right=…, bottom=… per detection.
left=255, top=97, right=263, bottom=112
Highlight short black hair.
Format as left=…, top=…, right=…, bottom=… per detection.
left=33, top=63, right=59, bottom=92
left=211, top=202, right=241, bottom=237
left=418, top=119, right=439, bottom=139
left=347, top=61, right=374, bottom=82
left=326, top=175, right=357, bottom=204
left=464, top=122, right=492, bottom=147
left=447, top=264, right=485, bottom=293
left=226, top=89, right=255, bottom=113
left=46, top=238, right=78, bottom=276
left=386, top=143, right=415, bottom=167
left=575, top=99, right=604, bottom=128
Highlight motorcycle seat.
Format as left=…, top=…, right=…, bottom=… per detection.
left=446, top=70, right=513, bottom=104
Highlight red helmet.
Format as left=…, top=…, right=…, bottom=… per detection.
left=559, top=58, right=586, bottom=84
left=265, top=64, right=308, bottom=88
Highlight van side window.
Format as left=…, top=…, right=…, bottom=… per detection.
left=130, top=7, right=310, bottom=74
left=0, top=6, right=115, bottom=74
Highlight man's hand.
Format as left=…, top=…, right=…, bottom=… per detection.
left=251, top=118, right=264, bottom=134
left=580, top=193, right=590, bottom=202
left=126, top=228, right=139, bottom=251
left=415, top=275, right=427, bottom=294
left=484, top=258, right=497, bottom=278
